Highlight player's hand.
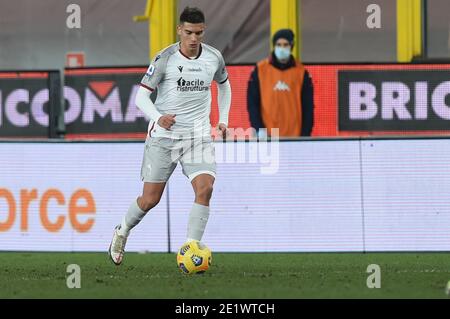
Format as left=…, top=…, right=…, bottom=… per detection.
left=217, top=123, right=228, bottom=140
left=158, top=114, right=176, bottom=130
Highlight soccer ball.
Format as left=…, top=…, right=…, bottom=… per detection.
left=176, top=240, right=212, bottom=274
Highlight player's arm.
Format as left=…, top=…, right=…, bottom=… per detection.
left=138, top=54, right=176, bottom=130
left=135, top=86, right=162, bottom=123
left=216, top=79, right=231, bottom=139
left=214, top=53, right=232, bottom=139
left=217, top=79, right=231, bottom=126
left=135, top=86, right=176, bottom=129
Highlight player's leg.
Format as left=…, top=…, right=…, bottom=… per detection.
left=119, top=182, right=166, bottom=237
left=109, top=137, right=177, bottom=265
left=180, top=136, right=216, bottom=242
left=109, top=183, right=166, bottom=265
left=187, top=173, right=215, bottom=242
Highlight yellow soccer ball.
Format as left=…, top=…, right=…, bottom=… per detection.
left=176, top=240, right=212, bottom=274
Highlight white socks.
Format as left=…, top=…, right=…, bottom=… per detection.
left=117, top=200, right=210, bottom=241
left=118, top=199, right=146, bottom=237
left=187, top=203, right=210, bottom=242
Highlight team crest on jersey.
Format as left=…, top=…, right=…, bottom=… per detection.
left=147, top=64, right=155, bottom=76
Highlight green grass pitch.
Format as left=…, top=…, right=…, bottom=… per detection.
left=1, top=252, right=449, bottom=298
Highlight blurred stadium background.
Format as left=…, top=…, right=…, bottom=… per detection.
left=1, top=0, right=450, bottom=299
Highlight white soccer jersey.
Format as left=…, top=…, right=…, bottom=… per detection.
left=140, top=42, right=228, bottom=138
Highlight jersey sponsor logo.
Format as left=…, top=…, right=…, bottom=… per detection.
left=178, top=66, right=183, bottom=73
left=176, top=77, right=209, bottom=92
left=273, top=80, right=290, bottom=91
left=188, top=67, right=202, bottom=72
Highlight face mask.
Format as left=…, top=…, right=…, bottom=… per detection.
left=274, top=46, right=291, bottom=61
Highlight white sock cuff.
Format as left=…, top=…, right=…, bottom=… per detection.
left=120, top=199, right=146, bottom=236
left=187, top=203, right=210, bottom=242
left=192, top=202, right=210, bottom=214
left=133, top=199, right=146, bottom=214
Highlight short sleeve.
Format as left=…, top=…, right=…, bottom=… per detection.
left=140, top=53, right=167, bottom=91
left=213, top=53, right=229, bottom=84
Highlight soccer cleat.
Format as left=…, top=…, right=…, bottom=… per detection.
left=108, top=225, right=128, bottom=265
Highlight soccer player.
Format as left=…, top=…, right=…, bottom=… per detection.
left=108, top=6, right=231, bottom=265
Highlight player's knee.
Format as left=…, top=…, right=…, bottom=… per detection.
left=195, top=184, right=213, bottom=201
left=140, top=194, right=161, bottom=212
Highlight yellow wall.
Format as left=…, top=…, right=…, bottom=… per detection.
left=134, top=0, right=177, bottom=61
left=270, top=0, right=299, bottom=58
left=397, top=0, right=422, bottom=62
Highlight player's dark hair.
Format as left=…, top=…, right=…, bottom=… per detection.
left=179, top=6, right=205, bottom=24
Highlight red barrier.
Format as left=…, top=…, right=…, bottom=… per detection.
left=306, top=64, right=450, bottom=137
left=61, top=64, right=450, bottom=139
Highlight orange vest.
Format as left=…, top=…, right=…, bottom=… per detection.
left=257, top=59, right=305, bottom=137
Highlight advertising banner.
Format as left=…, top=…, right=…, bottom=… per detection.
left=308, top=63, right=450, bottom=136
left=64, top=68, right=149, bottom=138
left=1, top=139, right=450, bottom=252
left=0, top=72, right=51, bottom=137
left=338, top=70, right=450, bottom=131
left=64, top=66, right=253, bottom=139
left=3, top=65, right=450, bottom=138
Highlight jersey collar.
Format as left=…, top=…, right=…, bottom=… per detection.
left=178, top=43, right=203, bottom=60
